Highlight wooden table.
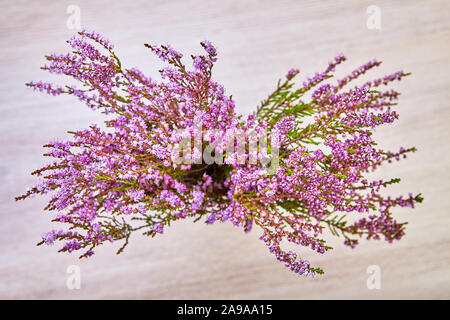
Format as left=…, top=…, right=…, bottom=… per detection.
left=1, top=0, right=449, bottom=299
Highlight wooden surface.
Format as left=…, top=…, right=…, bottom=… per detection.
left=1, top=0, right=449, bottom=299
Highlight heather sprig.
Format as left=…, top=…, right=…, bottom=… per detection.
left=17, top=31, right=421, bottom=277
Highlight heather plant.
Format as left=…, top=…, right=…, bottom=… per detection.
left=17, top=31, right=422, bottom=277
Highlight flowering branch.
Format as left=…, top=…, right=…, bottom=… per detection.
left=16, top=31, right=422, bottom=277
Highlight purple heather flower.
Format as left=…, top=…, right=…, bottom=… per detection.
left=153, top=224, right=164, bottom=234
left=285, top=68, right=299, bottom=79
left=201, top=40, right=217, bottom=57
left=42, top=230, right=61, bottom=245
left=17, top=31, right=420, bottom=278
left=92, top=223, right=102, bottom=232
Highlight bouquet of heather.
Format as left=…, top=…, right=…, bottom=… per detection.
left=17, top=30, right=422, bottom=277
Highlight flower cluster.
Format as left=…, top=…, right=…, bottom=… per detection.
left=17, top=31, right=422, bottom=276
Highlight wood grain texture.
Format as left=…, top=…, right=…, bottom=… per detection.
left=0, top=0, right=449, bottom=299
